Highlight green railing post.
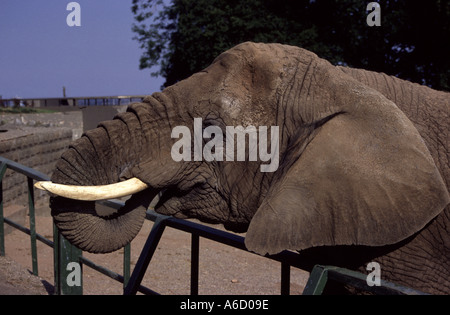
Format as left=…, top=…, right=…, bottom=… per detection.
left=53, top=223, right=60, bottom=294
left=54, top=227, right=83, bottom=295
left=27, top=177, right=38, bottom=276
left=123, top=243, right=131, bottom=289
left=281, top=262, right=291, bottom=295
left=124, top=214, right=169, bottom=295
left=191, top=234, right=199, bottom=295
left=0, top=161, right=7, bottom=256
left=302, top=265, right=329, bottom=295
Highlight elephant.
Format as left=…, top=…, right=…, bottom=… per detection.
left=36, top=42, right=449, bottom=294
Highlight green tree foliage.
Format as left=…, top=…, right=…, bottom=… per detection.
left=132, top=0, right=450, bottom=91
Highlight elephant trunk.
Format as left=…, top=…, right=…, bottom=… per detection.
left=50, top=103, right=156, bottom=253
left=50, top=191, right=155, bottom=253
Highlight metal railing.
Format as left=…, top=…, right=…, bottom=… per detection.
left=0, top=157, right=50, bottom=275
left=0, top=156, right=134, bottom=295
left=302, top=265, right=428, bottom=295
left=122, top=206, right=316, bottom=295
left=0, top=156, right=427, bottom=295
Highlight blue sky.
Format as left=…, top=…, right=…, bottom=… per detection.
left=0, top=0, right=165, bottom=99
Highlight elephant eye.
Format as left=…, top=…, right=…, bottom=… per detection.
left=203, top=117, right=226, bottom=131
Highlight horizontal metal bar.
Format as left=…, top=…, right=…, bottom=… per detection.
left=4, top=217, right=54, bottom=248
left=304, top=265, right=428, bottom=295
left=145, top=209, right=314, bottom=271
left=0, top=157, right=50, bottom=181
left=97, top=199, right=124, bottom=210
left=79, top=256, right=123, bottom=282
left=79, top=256, right=159, bottom=295
left=152, top=213, right=247, bottom=250
left=326, top=266, right=428, bottom=295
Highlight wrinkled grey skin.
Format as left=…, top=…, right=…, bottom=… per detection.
left=298, top=66, right=450, bottom=294
left=50, top=42, right=449, bottom=294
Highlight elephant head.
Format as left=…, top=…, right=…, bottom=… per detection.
left=39, top=42, right=449, bottom=257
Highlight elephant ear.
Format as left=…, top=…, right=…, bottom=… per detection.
left=245, top=79, right=449, bottom=256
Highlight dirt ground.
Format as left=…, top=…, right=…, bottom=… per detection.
left=1, top=205, right=309, bottom=295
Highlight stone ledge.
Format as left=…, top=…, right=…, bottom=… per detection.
left=0, top=127, right=73, bottom=206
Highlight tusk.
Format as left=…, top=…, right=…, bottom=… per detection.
left=34, top=177, right=149, bottom=201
